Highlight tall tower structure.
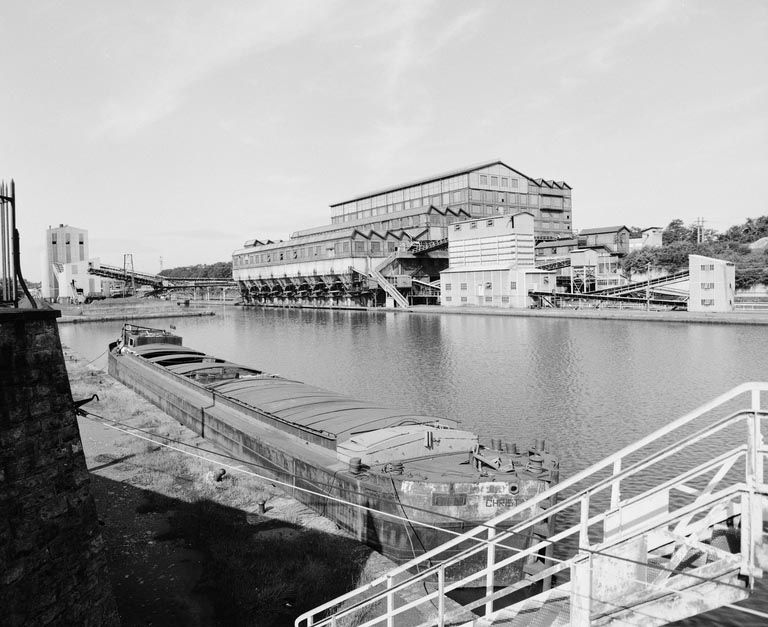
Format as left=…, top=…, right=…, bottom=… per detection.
left=41, top=225, right=89, bottom=300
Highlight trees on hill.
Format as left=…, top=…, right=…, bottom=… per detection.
left=159, top=261, right=232, bottom=279
left=624, top=215, right=768, bottom=289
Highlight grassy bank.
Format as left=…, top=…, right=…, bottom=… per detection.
left=65, top=348, right=378, bottom=625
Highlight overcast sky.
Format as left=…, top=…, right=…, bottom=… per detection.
left=2, top=0, right=766, bottom=279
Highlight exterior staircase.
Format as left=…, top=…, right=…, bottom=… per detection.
left=295, top=382, right=768, bottom=626
left=369, top=268, right=410, bottom=308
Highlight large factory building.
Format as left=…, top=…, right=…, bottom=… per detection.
left=233, top=160, right=572, bottom=308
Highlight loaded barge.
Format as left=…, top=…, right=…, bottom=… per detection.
left=108, top=324, right=559, bottom=581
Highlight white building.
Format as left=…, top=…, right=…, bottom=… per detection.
left=41, top=225, right=104, bottom=302
left=629, top=227, right=663, bottom=252
left=447, top=212, right=535, bottom=267
left=688, top=254, right=735, bottom=312
left=440, top=212, right=555, bottom=308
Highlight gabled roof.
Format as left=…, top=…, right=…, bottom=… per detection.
left=579, top=226, right=630, bottom=235
left=330, top=160, right=566, bottom=206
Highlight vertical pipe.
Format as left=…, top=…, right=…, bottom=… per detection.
left=385, top=575, right=394, bottom=627
left=10, top=181, right=18, bottom=305
left=1, top=186, right=7, bottom=301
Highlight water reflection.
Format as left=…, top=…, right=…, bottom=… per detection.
left=59, top=307, right=768, bottom=624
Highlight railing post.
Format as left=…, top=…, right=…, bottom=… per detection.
left=571, top=493, right=593, bottom=624
left=751, top=388, right=764, bottom=487
left=742, top=387, right=765, bottom=582
left=485, top=525, right=496, bottom=617
left=579, top=493, right=590, bottom=549
left=386, top=574, right=394, bottom=627
left=611, top=458, right=622, bottom=509
left=438, top=566, right=446, bottom=627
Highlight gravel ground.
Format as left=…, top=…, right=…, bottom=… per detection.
left=64, top=347, right=392, bottom=626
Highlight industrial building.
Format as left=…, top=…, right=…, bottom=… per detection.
left=41, top=225, right=96, bottom=302
left=233, top=160, right=572, bottom=307
left=439, top=212, right=556, bottom=309
left=688, top=254, right=735, bottom=312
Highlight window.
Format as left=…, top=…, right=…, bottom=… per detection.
left=501, top=296, right=510, bottom=303
left=444, top=283, right=452, bottom=290
left=460, top=283, right=467, bottom=291
left=354, top=241, right=366, bottom=252
left=485, top=296, right=492, bottom=302
left=700, top=282, right=715, bottom=290
left=461, top=296, right=467, bottom=302
left=701, top=299, right=715, bottom=306
left=490, top=176, right=498, bottom=186
left=65, top=234, right=71, bottom=244
left=452, top=191, right=463, bottom=202
left=387, top=241, right=396, bottom=252
left=510, top=179, right=518, bottom=188
left=78, top=234, right=84, bottom=244
left=279, top=252, right=284, bottom=261
left=700, top=264, right=715, bottom=271
left=293, top=250, right=298, bottom=259
left=454, top=224, right=461, bottom=231
left=370, top=241, right=381, bottom=253
left=343, top=241, right=350, bottom=253
left=510, top=281, right=517, bottom=290
left=314, top=246, right=321, bottom=256
left=445, top=296, right=452, bottom=302
left=479, top=174, right=488, bottom=184
left=501, top=177, right=508, bottom=187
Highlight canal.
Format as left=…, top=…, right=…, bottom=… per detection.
left=59, top=307, right=768, bottom=625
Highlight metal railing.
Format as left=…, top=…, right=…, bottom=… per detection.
left=296, top=382, right=767, bottom=626
left=1, top=180, right=35, bottom=308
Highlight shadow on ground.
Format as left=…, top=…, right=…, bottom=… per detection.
left=90, top=473, right=373, bottom=627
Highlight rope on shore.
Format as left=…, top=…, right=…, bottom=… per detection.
left=76, top=408, right=756, bottom=610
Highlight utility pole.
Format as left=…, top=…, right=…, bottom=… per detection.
left=695, top=217, right=705, bottom=244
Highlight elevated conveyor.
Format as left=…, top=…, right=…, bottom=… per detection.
left=88, top=262, right=235, bottom=291
left=589, top=270, right=690, bottom=297
left=296, top=382, right=768, bottom=627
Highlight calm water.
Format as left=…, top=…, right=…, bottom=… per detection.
left=60, top=308, right=768, bottom=624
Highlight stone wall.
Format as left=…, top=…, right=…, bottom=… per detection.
left=0, top=309, right=119, bottom=626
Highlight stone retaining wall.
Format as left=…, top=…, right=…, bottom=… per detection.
left=0, top=309, right=119, bottom=626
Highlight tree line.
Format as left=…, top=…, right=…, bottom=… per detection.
left=158, top=261, right=232, bottom=279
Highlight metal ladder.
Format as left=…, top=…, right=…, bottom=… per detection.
left=295, top=382, right=768, bottom=626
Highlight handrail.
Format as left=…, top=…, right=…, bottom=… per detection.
left=296, top=382, right=767, bottom=626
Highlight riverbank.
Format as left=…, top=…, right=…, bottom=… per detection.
left=396, top=304, right=768, bottom=325
left=64, top=349, right=399, bottom=625
left=52, top=298, right=218, bottom=323
left=242, top=301, right=768, bottom=325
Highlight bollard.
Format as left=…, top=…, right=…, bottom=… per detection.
left=257, top=500, right=266, bottom=514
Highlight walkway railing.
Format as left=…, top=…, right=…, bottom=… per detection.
left=296, top=382, right=767, bottom=626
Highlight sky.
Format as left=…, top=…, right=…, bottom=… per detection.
left=1, top=0, right=766, bottom=280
